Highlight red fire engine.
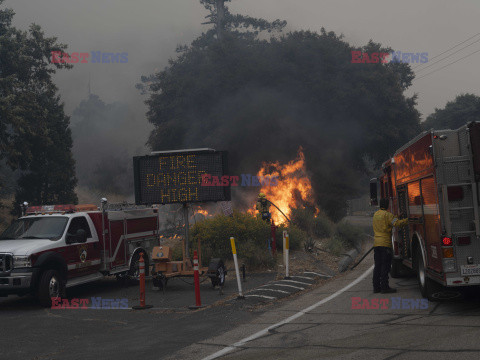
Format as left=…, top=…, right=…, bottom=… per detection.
left=0, top=199, right=159, bottom=306
left=370, top=122, right=480, bottom=299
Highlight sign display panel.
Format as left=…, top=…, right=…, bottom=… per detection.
left=133, top=150, right=230, bottom=205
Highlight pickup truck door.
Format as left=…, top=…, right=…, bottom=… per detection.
left=65, top=216, right=102, bottom=278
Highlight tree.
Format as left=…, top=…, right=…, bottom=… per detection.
left=198, top=0, right=286, bottom=42
left=422, top=94, right=480, bottom=130
left=0, top=0, right=77, bottom=212
left=139, top=1, right=420, bottom=220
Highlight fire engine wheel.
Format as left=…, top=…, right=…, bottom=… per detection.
left=211, top=261, right=226, bottom=288
left=38, top=269, right=65, bottom=307
left=128, top=251, right=150, bottom=280
left=415, top=247, right=438, bottom=301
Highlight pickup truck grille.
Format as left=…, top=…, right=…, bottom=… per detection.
left=0, top=253, right=13, bottom=273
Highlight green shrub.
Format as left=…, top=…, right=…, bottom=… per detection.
left=171, top=243, right=184, bottom=261
left=190, top=211, right=307, bottom=269
left=334, top=221, right=364, bottom=248
left=313, top=213, right=334, bottom=238
left=290, top=207, right=334, bottom=240
left=290, top=207, right=315, bottom=233
left=326, top=234, right=346, bottom=256
left=190, top=211, right=275, bottom=269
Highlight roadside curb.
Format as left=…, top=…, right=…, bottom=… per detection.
left=338, top=236, right=369, bottom=273
left=338, top=248, right=359, bottom=272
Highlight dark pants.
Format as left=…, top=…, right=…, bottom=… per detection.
left=373, top=246, right=393, bottom=291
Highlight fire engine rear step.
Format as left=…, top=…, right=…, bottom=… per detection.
left=66, top=273, right=104, bottom=288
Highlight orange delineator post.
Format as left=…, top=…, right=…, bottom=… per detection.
left=189, top=250, right=203, bottom=309
left=133, top=252, right=153, bottom=310
left=139, top=253, right=146, bottom=307
left=193, top=251, right=201, bottom=307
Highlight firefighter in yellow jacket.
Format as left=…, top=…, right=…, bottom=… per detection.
left=372, top=198, right=408, bottom=294
left=256, top=193, right=271, bottom=222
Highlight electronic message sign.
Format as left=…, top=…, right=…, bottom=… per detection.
left=133, top=149, right=230, bottom=205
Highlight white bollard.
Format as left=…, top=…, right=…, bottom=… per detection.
left=285, top=232, right=291, bottom=279
left=230, top=237, right=244, bottom=299
left=283, top=230, right=287, bottom=266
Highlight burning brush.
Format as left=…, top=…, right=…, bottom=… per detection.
left=249, top=147, right=318, bottom=224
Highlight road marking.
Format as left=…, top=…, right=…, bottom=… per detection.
left=245, top=294, right=276, bottom=300
left=263, top=283, right=305, bottom=290
left=254, top=288, right=290, bottom=294
left=201, top=265, right=374, bottom=360
left=281, top=279, right=311, bottom=286
left=304, top=271, right=332, bottom=278
left=291, top=275, right=316, bottom=280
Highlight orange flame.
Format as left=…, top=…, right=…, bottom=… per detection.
left=250, top=147, right=316, bottom=223
left=196, top=209, right=208, bottom=216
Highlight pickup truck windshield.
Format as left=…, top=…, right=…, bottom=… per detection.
left=0, top=217, right=68, bottom=241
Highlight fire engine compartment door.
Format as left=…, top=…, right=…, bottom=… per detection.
left=421, top=177, right=442, bottom=272
left=108, top=218, right=128, bottom=267
left=396, top=186, right=410, bottom=259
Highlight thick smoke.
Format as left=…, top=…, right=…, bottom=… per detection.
left=70, top=94, right=150, bottom=203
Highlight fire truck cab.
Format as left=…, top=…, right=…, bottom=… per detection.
left=0, top=199, right=159, bottom=306
left=371, top=122, right=480, bottom=299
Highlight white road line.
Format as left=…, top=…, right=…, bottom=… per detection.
left=281, top=279, right=312, bottom=286
left=254, top=288, right=290, bottom=294
left=245, top=294, right=276, bottom=300
left=263, top=283, right=305, bottom=291
left=291, top=275, right=316, bottom=280
left=201, top=265, right=374, bottom=360
left=304, top=271, right=332, bottom=278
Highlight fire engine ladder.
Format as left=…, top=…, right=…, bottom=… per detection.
left=439, top=155, right=480, bottom=237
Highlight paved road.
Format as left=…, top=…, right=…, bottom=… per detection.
left=2, top=250, right=480, bottom=360
left=0, top=272, right=277, bottom=360
left=169, top=252, right=480, bottom=360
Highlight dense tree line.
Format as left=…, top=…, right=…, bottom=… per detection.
left=139, top=0, right=421, bottom=220
left=0, top=0, right=77, bottom=213
left=422, top=94, right=480, bottom=131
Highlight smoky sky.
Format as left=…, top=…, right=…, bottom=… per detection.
left=5, top=0, right=480, bottom=129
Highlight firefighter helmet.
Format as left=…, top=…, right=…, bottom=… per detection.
left=258, top=193, right=266, bottom=198
left=379, top=198, right=389, bottom=210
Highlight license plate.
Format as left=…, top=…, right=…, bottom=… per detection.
left=461, top=264, right=480, bottom=276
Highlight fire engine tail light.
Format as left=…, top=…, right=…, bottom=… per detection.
left=442, top=237, right=453, bottom=246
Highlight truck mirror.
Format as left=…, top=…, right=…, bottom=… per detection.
left=76, top=229, right=87, bottom=243
left=370, top=178, right=378, bottom=206
left=66, top=229, right=87, bottom=244
left=66, top=233, right=76, bottom=244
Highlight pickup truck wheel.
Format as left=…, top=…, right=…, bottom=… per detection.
left=38, top=270, right=65, bottom=307
left=128, top=252, right=150, bottom=280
